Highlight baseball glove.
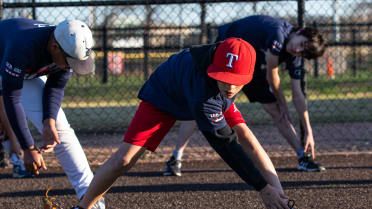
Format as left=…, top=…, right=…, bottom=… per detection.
left=43, top=187, right=60, bottom=209
left=288, top=199, right=298, bottom=209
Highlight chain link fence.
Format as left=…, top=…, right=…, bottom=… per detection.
left=1, top=0, right=371, bottom=164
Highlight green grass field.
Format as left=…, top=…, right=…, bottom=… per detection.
left=64, top=70, right=371, bottom=104
left=61, top=69, right=371, bottom=132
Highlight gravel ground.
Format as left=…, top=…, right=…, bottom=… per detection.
left=0, top=154, right=371, bottom=209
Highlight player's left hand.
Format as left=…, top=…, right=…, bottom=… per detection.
left=260, top=184, right=290, bottom=209
left=304, top=132, right=316, bottom=159
left=41, top=118, right=61, bottom=152
left=24, top=146, right=47, bottom=175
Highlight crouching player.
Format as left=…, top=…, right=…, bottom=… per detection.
left=72, top=38, right=292, bottom=209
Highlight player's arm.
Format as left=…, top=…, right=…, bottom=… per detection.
left=233, top=123, right=283, bottom=190
left=199, top=103, right=289, bottom=209
left=1, top=64, right=34, bottom=150
left=41, top=70, right=72, bottom=152
left=265, top=52, right=289, bottom=118
left=291, top=78, right=315, bottom=157
left=224, top=103, right=283, bottom=191
left=195, top=103, right=267, bottom=191
left=0, top=95, right=21, bottom=153
left=287, top=55, right=316, bottom=157
left=1, top=61, right=47, bottom=175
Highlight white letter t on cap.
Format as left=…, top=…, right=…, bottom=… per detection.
left=226, top=53, right=239, bottom=68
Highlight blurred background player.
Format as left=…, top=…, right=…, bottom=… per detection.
left=72, top=38, right=293, bottom=209
left=0, top=18, right=104, bottom=209
left=164, top=15, right=327, bottom=177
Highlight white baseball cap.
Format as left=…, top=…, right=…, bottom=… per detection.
left=54, top=20, right=94, bottom=75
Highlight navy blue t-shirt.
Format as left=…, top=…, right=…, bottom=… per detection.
left=0, top=18, right=71, bottom=149
left=217, top=15, right=303, bottom=79
left=138, top=47, right=233, bottom=132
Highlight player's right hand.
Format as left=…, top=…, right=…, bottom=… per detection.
left=41, top=118, right=61, bottom=153
left=304, top=132, right=316, bottom=159
left=259, top=184, right=290, bottom=209
left=24, top=146, right=47, bottom=175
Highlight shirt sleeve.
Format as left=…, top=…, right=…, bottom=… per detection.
left=43, top=69, right=72, bottom=120
left=1, top=52, right=34, bottom=150
left=193, top=97, right=228, bottom=132
left=223, top=103, right=245, bottom=128
left=286, top=56, right=304, bottom=80
left=265, top=28, right=285, bottom=56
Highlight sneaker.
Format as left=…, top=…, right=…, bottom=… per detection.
left=11, top=153, right=33, bottom=178
left=297, top=154, right=326, bottom=172
left=12, top=163, right=34, bottom=178
left=91, top=197, right=105, bottom=209
left=163, top=156, right=182, bottom=176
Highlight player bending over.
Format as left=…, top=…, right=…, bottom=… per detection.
left=71, top=38, right=293, bottom=209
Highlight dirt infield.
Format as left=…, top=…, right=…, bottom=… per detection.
left=0, top=154, right=371, bottom=209
left=27, top=122, right=372, bottom=167
left=0, top=122, right=371, bottom=208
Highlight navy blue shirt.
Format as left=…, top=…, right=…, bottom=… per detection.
left=217, top=15, right=304, bottom=79
left=138, top=44, right=233, bottom=132
left=0, top=18, right=71, bottom=149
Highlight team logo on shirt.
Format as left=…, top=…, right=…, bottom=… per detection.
left=271, top=40, right=282, bottom=53
left=294, top=69, right=302, bottom=77
left=209, top=111, right=224, bottom=123
left=226, top=53, right=239, bottom=68
left=4, top=62, right=21, bottom=77
left=33, top=23, right=53, bottom=28
left=260, top=64, right=266, bottom=71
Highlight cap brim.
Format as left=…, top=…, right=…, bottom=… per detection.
left=66, top=56, right=94, bottom=75
left=207, top=65, right=252, bottom=86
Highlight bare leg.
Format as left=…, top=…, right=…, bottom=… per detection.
left=262, top=103, right=303, bottom=155
left=80, top=142, right=146, bottom=209
left=163, top=121, right=197, bottom=176
left=0, top=96, right=22, bottom=155
left=173, top=121, right=197, bottom=158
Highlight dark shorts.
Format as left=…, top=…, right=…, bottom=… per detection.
left=242, top=67, right=276, bottom=104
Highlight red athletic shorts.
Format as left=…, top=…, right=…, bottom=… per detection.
left=124, top=101, right=246, bottom=152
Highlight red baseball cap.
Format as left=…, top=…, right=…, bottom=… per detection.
left=207, top=37, right=256, bottom=85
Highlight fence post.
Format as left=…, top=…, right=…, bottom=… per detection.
left=143, top=4, right=152, bottom=80
left=206, top=23, right=212, bottom=43
left=297, top=0, right=306, bottom=146
left=200, top=2, right=207, bottom=44
left=32, top=0, right=36, bottom=19
left=0, top=0, right=3, bottom=20
left=297, top=0, right=305, bottom=28
left=313, top=21, right=319, bottom=78
left=352, top=29, right=357, bottom=77
left=102, top=24, right=108, bottom=83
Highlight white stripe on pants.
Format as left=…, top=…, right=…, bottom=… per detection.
left=21, top=76, right=93, bottom=199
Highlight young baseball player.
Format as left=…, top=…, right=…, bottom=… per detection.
left=71, top=38, right=293, bottom=209
left=0, top=18, right=105, bottom=209
left=164, top=15, right=327, bottom=176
